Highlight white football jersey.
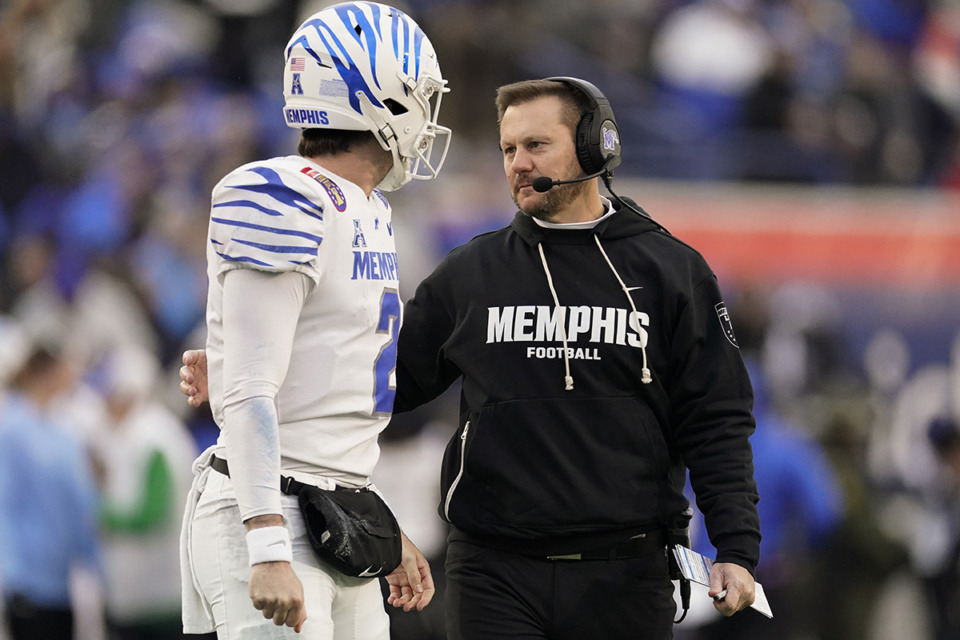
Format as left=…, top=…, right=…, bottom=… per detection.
left=205, top=155, right=400, bottom=484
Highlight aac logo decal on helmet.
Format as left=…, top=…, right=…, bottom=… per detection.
left=283, top=1, right=451, bottom=191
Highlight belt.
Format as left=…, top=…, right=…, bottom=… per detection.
left=546, top=528, right=667, bottom=561
left=210, top=454, right=231, bottom=477
left=209, top=454, right=352, bottom=496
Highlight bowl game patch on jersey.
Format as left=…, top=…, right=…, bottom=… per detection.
left=301, top=167, right=347, bottom=211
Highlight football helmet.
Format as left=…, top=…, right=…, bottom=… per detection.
left=283, top=2, right=451, bottom=191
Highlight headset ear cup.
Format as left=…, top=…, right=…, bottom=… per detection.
left=576, top=111, right=599, bottom=174
left=548, top=76, right=622, bottom=175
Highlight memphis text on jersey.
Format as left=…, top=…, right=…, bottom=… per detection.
left=487, top=305, right=649, bottom=360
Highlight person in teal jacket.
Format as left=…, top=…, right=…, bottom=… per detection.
left=0, top=343, right=102, bottom=640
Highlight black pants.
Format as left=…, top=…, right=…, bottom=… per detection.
left=106, top=616, right=193, bottom=640
left=445, top=540, right=676, bottom=640
left=4, top=594, right=73, bottom=640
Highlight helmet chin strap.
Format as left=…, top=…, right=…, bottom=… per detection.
left=356, top=90, right=410, bottom=192
left=355, top=86, right=451, bottom=191
left=356, top=91, right=399, bottom=152
left=377, top=150, right=411, bottom=192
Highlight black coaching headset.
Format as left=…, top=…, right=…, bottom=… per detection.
left=549, top=76, right=623, bottom=176
left=538, top=76, right=668, bottom=232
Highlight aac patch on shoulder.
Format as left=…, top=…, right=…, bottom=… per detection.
left=301, top=167, right=347, bottom=212
left=715, top=302, right=739, bottom=348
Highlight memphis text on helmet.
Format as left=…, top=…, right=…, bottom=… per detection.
left=285, top=108, right=330, bottom=126
left=487, top=305, right=649, bottom=361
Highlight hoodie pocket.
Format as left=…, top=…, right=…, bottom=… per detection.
left=450, top=396, right=671, bottom=534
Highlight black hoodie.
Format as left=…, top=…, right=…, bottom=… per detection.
left=395, top=202, right=761, bottom=573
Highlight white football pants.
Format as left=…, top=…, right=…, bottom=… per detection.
left=188, top=467, right=390, bottom=640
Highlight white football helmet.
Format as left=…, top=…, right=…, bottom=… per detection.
left=283, top=2, right=451, bottom=191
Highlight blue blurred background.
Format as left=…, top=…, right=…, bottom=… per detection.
left=0, top=0, right=959, bottom=639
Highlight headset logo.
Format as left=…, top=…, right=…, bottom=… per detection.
left=602, top=126, right=620, bottom=153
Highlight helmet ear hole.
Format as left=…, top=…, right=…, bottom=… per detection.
left=383, top=99, right=408, bottom=116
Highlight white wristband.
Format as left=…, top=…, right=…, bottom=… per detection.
left=246, top=526, right=293, bottom=566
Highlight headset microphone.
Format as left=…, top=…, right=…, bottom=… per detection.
left=532, top=167, right=609, bottom=193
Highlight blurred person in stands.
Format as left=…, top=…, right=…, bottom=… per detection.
left=0, top=338, right=102, bottom=640
left=89, top=344, right=197, bottom=640
left=922, top=417, right=960, bottom=640
left=177, top=3, right=450, bottom=638
left=650, top=0, right=774, bottom=134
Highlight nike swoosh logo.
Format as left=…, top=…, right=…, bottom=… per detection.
left=625, top=286, right=643, bottom=292
left=357, top=565, right=380, bottom=578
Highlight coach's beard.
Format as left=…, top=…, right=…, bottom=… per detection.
left=514, top=178, right=590, bottom=223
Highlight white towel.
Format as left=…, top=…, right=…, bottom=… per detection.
left=180, top=445, right=217, bottom=634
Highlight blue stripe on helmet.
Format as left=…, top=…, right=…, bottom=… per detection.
left=391, top=9, right=407, bottom=77
left=413, top=25, right=423, bottom=81
left=306, top=14, right=381, bottom=115
left=285, top=33, right=327, bottom=69
left=368, top=2, right=383, bottom=40
left=389, top=10, right=398, bottom=65
left=336, top=4, right=381, bottom=88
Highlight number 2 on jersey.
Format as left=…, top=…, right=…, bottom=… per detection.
left=373, top=289, right=400, bottom=415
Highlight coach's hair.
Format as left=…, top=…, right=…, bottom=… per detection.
left=298, top=128, right=378, bottom=158
left=495, top=79, right=591, bottom=133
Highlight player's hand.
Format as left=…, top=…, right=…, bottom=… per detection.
left=249, top=561, right=307, bottom=632
left=384, top=531, right=435, bottom=612
left=708, top=562, right=755, bottom=616
left=179, top=349, right=209, bottom=408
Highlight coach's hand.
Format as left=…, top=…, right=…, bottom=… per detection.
left=179, top=349, right=210, bottom=407
left=385, top=531, right=435, bottom=612
left=249, top=561, right=307, bottom=632
left=709, top=562, right=755, bottom=616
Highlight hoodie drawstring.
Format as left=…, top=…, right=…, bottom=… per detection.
left=537, top=237, right=653, bottom=391
left=537, top=243, right=575, bottom=391
left=593, top=235, right=653, bottom=384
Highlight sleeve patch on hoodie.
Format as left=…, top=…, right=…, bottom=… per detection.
left=715, top=302, right=739, bottom=348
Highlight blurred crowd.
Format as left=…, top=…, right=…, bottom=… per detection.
left=674, top=283, right=960, bottom=640
left=494, top=0, right=960, bottom=185
left=2, top=0, right=960, bottom=360
left=0, top=0, right=959, bottom=639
